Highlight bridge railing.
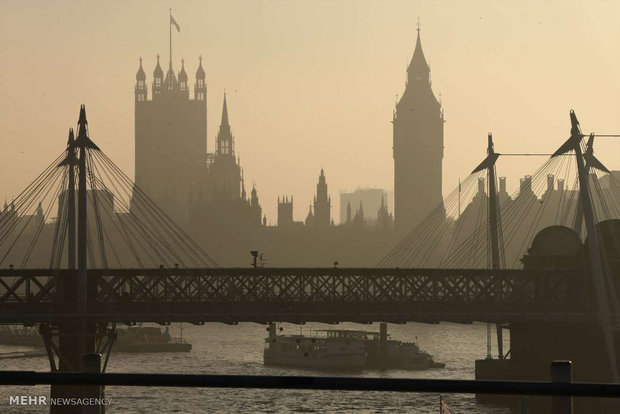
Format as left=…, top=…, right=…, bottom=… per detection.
left=0, top=268, right=589, bottom=324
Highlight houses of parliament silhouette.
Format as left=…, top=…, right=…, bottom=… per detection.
left=1, top=23, right=616, bottom=268
left=129, top=25, right=449, bottom=265
left=103, top=22, right=609, bottom=267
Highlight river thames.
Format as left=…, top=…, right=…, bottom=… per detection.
left=0, top=322, right=512, bottom=413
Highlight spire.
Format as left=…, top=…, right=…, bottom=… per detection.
left=136, top=57, right=146, bottom=81
left=178, top=59, right=188, bottom=82
left=251, top=184, right=259, bottom=207
left=407, top=20, right=430, bottom=81
left=305, top=204, right=314, bottom=226
left=221, top=93, right=229, bottom=126
left=196, top=55, right=205, bottom=79
left=154, top=54, right=163, bottom=78
left=164, top=58, right=178, bottom=91
left=346, top=201, right=352, bottom=223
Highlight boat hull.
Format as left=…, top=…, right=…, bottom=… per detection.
left=264, top=351, right=365, bottom=371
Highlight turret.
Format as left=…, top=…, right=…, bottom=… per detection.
left=305, top=205, right=314, bottom=226
left=178, top=59, right=188, bottom=97
left=240, top=170, right=247, bottom=200
left=153, top=55, right=163, bottom=98
left=251, top=184, right=259, bottom=207
left=163, top=60, right=178, bottom=94
left=195, top=56, right=206, bottom=101
left=135, top=57, right=147, bottom=102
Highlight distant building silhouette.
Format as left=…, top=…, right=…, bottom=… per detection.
left=340, top=188, right=389, bottom=225
left=206, top=94, right=241, bottom=201
left=376, top=196, right=394, bottom=231
left=278, top=196, right=294, bottom=227
left=312, top=169, right=331, bottom=228
left=133, top=55, right=207, bottom=223
left=393, top=26, right=444, bottom=232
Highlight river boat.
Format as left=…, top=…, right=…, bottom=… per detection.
left=263, top=324, right=366, bottom=371
left=263, top=323, right=444, bottom=371
left=322, top=324, right=445, bottom=370
left=0, top=324, right=191, bottom=353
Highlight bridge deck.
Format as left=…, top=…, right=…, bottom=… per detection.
left=0, top=268, right=591, bottom=324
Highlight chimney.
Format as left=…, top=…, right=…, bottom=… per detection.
left=499, top=177, right=506, bottom=193
left=557, top=179, right=565, bottom=192
left=547, top=174, right=555, bottom=192
left=520, top=175, right=532, bottom=193
left=478, top=177, right=485, bottom=194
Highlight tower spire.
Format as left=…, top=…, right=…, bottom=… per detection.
left=407, top=20, right=430, bottom=80
left=221, top=93, right=229, bottom=126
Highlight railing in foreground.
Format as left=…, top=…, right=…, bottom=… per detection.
left=0, top=371, right=618, bottom=397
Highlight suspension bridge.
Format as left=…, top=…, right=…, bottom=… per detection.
left=0, top=106, right=618, bottom=412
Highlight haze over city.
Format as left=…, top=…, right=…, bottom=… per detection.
left=1, top=2, right=620, bottom=414
left=0, top=0, right=618, bottom=222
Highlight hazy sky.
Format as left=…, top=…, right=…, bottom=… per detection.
left=0, top=0, right=618, bottom=223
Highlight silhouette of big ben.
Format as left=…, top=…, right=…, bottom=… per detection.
left=134, top=54, right=207, bottom=223
left=393, top=25, right=444, bottom=232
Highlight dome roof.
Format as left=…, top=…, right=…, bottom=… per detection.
left=196, top=56, right=205, bottom=79
left=136, top=57, right=146, bottom=81
left=530, top=225, right=582, bottom=257
left=178, top=59, right=188, bottom=82
left=153, top=55, right=163, bottom=78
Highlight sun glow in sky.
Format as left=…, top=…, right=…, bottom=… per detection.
left=0, top=0, right=618, bottom=222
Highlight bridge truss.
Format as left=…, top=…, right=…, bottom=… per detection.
left=0, top=267, right=589, bottom=324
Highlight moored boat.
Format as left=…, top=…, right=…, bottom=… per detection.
left=0, top=324, right=192, bottom=353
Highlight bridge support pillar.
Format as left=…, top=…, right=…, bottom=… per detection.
left=82, top=353, right=103, bottom=414
left=379, top=322, right=388, bottom=367
left=551, top=360, right=572, bottom=414
left=496, top=323, right=503, bottom=359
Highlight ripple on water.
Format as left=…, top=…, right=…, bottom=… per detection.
left=0, top=322, right=512, bottom=413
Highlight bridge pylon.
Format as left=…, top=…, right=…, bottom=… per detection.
left=472, top=133, right=506, bottom=359
left=552, top=110, right=620, bottom=381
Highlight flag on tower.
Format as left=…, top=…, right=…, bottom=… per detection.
left=170, top=14, right=180, bottom=32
